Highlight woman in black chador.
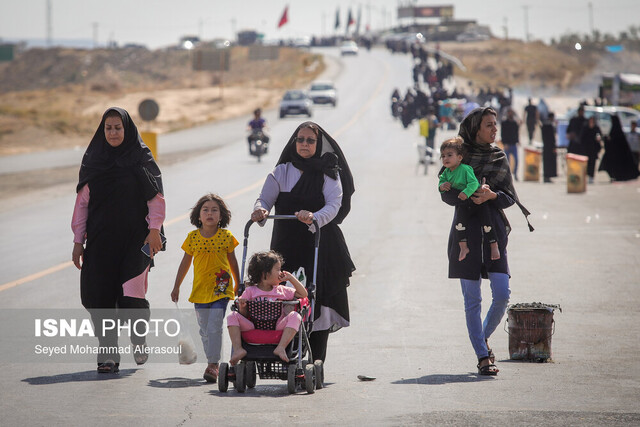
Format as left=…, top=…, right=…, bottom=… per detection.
left=598, top=115, right=640, bottom=182
left=251, top=121, right=355, bottom=363
left=71, top=107, right=166, bottom=373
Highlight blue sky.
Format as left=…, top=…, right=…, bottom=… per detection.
left=1, top=0, right=638, bottom=49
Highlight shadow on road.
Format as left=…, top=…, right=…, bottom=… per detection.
left=22, top=369, right=137, bottom=384
left=147, top=377, right=209, bottom=388
left=393, top=373, right=494, bottom=385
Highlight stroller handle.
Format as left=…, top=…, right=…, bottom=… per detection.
left=240, top=215, right=320, bottom=297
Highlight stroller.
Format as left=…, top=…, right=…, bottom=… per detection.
left=217, top=215, right=324, bottom=394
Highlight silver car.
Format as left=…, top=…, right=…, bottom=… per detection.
left=309, top=81, right=337, bottom=106
left=279, top=90, right=313, bottom=118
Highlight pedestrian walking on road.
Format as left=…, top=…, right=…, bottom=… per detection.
left=251, top=121, right=355, bottom=363
left=71, top=107, right=166, bottom=373
left=579, top=116, right=602, bottom=184
left=566, top=105, right=587, bottom=155
left=523, top=98, right=538, bottom=144
left=626, top=121, right=640, bottom=170
left=598, top=115, right=640, bottom=182
left=440, top=107, right=533, bottom=376
left=171, top=193, right=240, bottom=383
left=500, top=108, right=521, bottom=181
left=540, top=112, right=558, bottom=182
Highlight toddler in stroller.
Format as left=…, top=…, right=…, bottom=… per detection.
left=218, top=216, right=323, bottom=394
left=227, top=250, right=307, bottom=365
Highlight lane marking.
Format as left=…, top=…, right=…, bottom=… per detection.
left=0, top=261, right=74, bottom=292
left=1, top=55, right=389, bottom=293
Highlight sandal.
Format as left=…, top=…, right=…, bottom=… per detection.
left=97, top=360, right=120, bottom=374
left=203, top=366, right=218, bottom=383
left=477, top=357, right=499, bottom=376
left=134, top=344, right=149, bottom=365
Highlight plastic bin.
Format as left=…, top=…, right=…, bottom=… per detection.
left=505, top=303, right=561, bottom=362
left=566, top=153, right=588, bottom=193
left=524, top=147, right=542, bottom=182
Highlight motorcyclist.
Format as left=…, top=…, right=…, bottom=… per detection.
left=247, top=108, right=269, bottom=154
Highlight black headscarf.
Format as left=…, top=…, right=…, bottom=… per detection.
left=458, top=107, right=533, bottom=232
left=276, top=121, right=355, bottom=224
left=77, top=107, right=163, bottom=199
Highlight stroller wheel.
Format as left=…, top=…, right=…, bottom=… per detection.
left=304, top=364, right=315, bottom=394
left=314, top=360, right=324, bottom=389
left=287, top=364, right=297, bottom=394
left=218, top=363, right=229, bottom=392
left=235, top=362, right=246, bottom=393
left=246, top=361, right=257, bottom=389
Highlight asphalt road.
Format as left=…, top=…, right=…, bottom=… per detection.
left=0, top=47, right=639, bottom=426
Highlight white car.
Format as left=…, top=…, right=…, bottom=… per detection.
left=308, top=81, right=337, bottom=106
left=279, top=90, right=313, bottom=118
left=340, top=41, right=359, bottom=56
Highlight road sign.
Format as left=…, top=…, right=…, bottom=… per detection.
left=248, top=45, right=280, bottom=61
left=192, top=49, right=231, bottom=71
left=138, top=99, right=159, bottom=121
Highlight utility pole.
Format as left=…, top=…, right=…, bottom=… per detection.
left=522, top=5, right=529, bottom=42
left=92, top=22, right=98, bottom=48
left=588, top=2, right=594, bottom=35
left=503, top=16, right=508, bottom=41
left=46, top=0, right=52, bottom=47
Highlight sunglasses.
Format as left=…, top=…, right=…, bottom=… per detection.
left=295, top=137, right=317, bottom=144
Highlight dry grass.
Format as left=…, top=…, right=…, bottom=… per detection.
left=0, top=46, right=324, bottom=156
left=441, top=40, right=598, bottom=91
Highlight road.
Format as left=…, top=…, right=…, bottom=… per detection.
left=1, top=47, right=639, bottom=426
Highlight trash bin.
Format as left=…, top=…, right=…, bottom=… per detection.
left=141, top=131, right=158, bottom=160
left=524, top=147, right=542, bottom=182
left=505, top=303, right=561, bottom=362
left=566, top=153, right=588, bottom=193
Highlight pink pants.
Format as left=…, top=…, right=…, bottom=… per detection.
left=227, top=311, right=302, bottom=331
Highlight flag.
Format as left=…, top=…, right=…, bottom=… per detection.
left=334, top=8, right=340, bottom=30
left=277, top=5, right=289, bottom=29
left=347, top=8, right=354, bottom=27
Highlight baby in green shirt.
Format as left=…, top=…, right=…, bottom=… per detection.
left=438, top=137, right=500, bottom=261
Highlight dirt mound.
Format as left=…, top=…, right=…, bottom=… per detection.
left=0, top=46, right=323, bottom=155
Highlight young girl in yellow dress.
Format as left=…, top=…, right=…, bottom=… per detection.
left=171, top=193, right=240, bottom=383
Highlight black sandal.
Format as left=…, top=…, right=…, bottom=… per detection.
left=477, top=357, right=498, bottom=376
left=97, top=360, right=120, bottom=374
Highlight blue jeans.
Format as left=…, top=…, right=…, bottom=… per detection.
left=460, top=273, right=510, bottom=360
left=503, top=143, right=518, bottom=177
left=194, top=299, right=229, bottom=363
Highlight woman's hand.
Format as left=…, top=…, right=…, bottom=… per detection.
left=72, top=243, right=84, bottom=270
left=144, top=229, right=163, bottom=258
left=251, top=208, right=268, bottom=222
left=471, top=178, right=497, bottom=205
left=295, top=210, right=314, bottom=224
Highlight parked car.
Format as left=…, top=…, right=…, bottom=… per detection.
left=279, top=90, right=313, bottom=118
left=308, top=81, right=337, bottom=106
left=340, top=40, right=359, bottom=56
left=557, top=105, right=640, bottom=147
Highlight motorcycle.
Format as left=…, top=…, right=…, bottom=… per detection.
left=248, top=129, right=269, bottom=162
